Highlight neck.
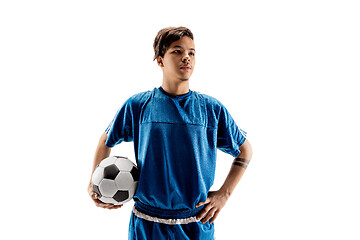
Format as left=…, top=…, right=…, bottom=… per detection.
left=161, top=80, right=190, bottom=96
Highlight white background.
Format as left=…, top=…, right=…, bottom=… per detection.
left=1, top=0, right=359, bottom=239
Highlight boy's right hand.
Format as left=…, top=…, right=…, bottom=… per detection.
left=87, top=183, right=123, bottom=210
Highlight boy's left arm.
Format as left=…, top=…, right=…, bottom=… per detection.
left=196, top=139, right=253, bottom=224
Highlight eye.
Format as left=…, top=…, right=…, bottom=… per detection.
left=190, top=52, right=195, bottom=56
left=173, top=50, right=181, bottom=53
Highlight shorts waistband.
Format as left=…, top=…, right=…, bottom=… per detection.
left=134, top=201, right=204, bottom=219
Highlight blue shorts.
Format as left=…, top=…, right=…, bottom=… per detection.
left=128, top=202, right=215, bottom=240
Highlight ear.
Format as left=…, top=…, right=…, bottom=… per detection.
left=156, top=56, right=164, bottom=67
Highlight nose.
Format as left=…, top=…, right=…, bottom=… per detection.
left=182, top=54, right=191, bottom=63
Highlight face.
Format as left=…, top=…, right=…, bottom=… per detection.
left=157, top=36, right=196, bottom=82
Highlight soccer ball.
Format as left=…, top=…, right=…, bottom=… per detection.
left=92, top=156, right=139, bottom=205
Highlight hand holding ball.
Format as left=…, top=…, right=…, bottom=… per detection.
left=91, top=156, right=139, bottom=206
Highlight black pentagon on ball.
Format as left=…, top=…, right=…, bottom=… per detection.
left=103, top=164, right=120, bottom=180
left=92, top=184, right=102, bottom=198
left=130, top=166, right=140, bottom=181
left=113, top=190, right=129, bottom=202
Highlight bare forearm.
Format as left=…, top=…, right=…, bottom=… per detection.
left=219, top=139, right=253, bottom=198
left=196, top=139, right=253, bottom=224
left=90, top=132, right=111, bottom=183
left=88, top=132, right=122, bottom=209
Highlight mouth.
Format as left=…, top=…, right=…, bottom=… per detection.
left=180, top=65, right=191, bottom=70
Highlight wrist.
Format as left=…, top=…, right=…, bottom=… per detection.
left=219, top=187, right=231, bottom=200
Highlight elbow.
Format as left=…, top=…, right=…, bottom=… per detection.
left=100, top=132, right=109, bottom=144
left=239, top=139, right=253, bottom=160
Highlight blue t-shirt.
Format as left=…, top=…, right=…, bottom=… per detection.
left=105, top=87, right=247, bottom=210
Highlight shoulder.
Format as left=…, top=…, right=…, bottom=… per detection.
left=125, top=89, right=154, bottom=106
left=128, top=89, right=153, bottom=102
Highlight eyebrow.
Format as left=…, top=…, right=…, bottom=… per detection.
left=172, top=46, right=196, bottom=52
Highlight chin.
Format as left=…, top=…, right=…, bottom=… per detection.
left=179, top=77, right=190, bottom=81
left=178, top=73, right=192, bottom=81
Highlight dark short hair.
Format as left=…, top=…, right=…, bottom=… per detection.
left=153, top=27, right=194, bottom=61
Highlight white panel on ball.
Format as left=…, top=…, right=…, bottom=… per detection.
left=114, top=157, right=135, bottom=171
left=99, top=179, right=118, bottom=197
left=128, top=182, right=139, bottom=199
left=115, top=172, right=134, bottom=189
left=92, top=167, right=104, bottom=185
left=99, top=156, right=117, bottom=167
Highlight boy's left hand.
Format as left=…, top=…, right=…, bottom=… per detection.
left=195, top=190, right=229, bottom=224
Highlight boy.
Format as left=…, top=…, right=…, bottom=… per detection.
left=88, top=26, right=253, bottom=239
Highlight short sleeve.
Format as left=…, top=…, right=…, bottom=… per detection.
left=105, top=99, right=134, bottom=148
left=217, top=105, right=247, bottom=157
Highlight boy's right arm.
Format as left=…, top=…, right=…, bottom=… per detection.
left=87, top=132, right=122, bottom=209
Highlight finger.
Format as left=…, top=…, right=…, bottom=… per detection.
left=196, top=203, right=213, bottom=220
left=95, top=202, right=108, bottom=208
left=108, top=204, right=123, bottom=209
left=201, top=208, right=217, bottom=224
left=91, top=195, right=111, bottom=208
left=105, top=203, right=118, bottom=209
left=88, top=186, right=99, bottom=200
left=209, top=211, right=219, bottom=224
left=96, top=200, right=122, bottom=209
left=93, top=199, right=110, bottom=208
left=92, top=193, right=98, bottom=199
left=196, top=198, right=210, bottom=208
left=102, top=203, right=115, bottom=209
left=93, top=198, right=102, bottom=205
